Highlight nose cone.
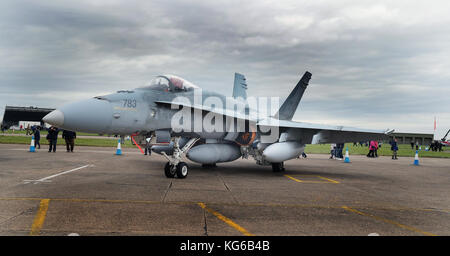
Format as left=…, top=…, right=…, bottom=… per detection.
left=47, top=98, right=112, bottom=133
left=43, top=110, right=64, bottom=127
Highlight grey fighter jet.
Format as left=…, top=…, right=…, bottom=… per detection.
left=43, top=72, right=391, bottom=178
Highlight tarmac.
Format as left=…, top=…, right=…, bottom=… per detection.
left=0, top=143, right=449, bottom=236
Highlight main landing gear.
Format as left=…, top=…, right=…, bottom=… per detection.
left=272, top=162, right=285, bottom=172
left=161, top=137, right=199, bottom=179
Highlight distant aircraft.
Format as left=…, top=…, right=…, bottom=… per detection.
left=43, top=71, right=391, bottom=178
left=441, top=129, right=450, bottom=147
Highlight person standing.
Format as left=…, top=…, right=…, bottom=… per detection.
left=367, top=141, right=375, bottom=157
left=25, top=124, right=31, bottom=135
left=62, top=130, right=77, bottom=152
left=390, top=138, right=398, bottom=160
left=144, top=137, right=152, bottom=156
left=330, top=143, right=336, bottom=159
left=374, top=141, right=379, bottom=157
left=47, top=126, right=60, bottom=153
left=337, top=143, right=344, bottom=159
left=33, top=126, right=41, bottom=149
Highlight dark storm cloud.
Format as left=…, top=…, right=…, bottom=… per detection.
left=0, top=0, right=449, bottom=137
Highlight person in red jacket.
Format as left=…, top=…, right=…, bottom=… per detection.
left=367, top=141, right=376, bottom=157
left=374, top=141, right=379, bottom=157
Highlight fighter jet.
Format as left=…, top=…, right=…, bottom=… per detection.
left=43, top=72, right=391, bottom=178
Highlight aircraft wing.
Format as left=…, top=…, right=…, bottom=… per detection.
left=258, top=118, right=392, bottom=144
left=155, top=100, right=258, bottom=122
left=156, top=100, right=391, bottom=144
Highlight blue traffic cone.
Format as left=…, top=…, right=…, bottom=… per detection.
left=413, top=150, right=419, bottom=165
left=344, top=147, right=350, bottom=163
left=29, top=135, right=36, bottom=152
left=115, top=139, right=122, bottom=155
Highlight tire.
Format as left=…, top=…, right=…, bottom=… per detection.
left=176, top=162, right=188, bottom=179
left=272, top=162, right=285, bottom=172
left=164, top=162, right=176, bottom=178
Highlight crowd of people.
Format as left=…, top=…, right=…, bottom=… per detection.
left=429, top=140, right=443, bottom=152
left=331, top=140, right=400, bottom=160
left=28, top=125, right=77, bottom=153
left=329, top=143, right=345, bottom=160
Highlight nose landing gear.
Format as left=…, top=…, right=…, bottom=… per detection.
left=161, top=137, right=199, bottom=179
left=164, top=162, right=188, bottom=179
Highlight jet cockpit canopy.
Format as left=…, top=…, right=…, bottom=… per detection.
left=143, top=75, right=199, bottom=92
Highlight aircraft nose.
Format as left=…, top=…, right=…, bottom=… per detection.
left=45, top=98, right=112, bottom=133
left=42, top=110, right=64, bottom=127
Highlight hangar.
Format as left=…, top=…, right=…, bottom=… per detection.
left=389, top=132, right=434, bottom=145
left=1, top=105, right=55, bottom=130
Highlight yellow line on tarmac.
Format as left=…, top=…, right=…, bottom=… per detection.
left=317, top=176, right=340, bottom=184
left=284, top=174, right=340, bottom=184
left=30, top=199, right=50, bottom=236
left=1, top=197, right=449, bottom=213
left=342, top=206, right=437, bottom=236
left=197, top=202, right=253, bottom=236
left=284, top=174, right=304, bottom=183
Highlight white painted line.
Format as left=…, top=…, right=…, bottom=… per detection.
left=67, top=233, right=80, bottom=236
left=23, top=165, right=91, bottom=184
left=368, top=233, right=380, bottom=236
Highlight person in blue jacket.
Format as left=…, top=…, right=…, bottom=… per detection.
left=32, top=125, right=41, bottom=149
left=46, top=126, right=60, bottom=152
left=390, top=138, right=399, bottom=160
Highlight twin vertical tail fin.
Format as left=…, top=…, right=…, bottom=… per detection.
left=274, top=71, right=312, bottom=120
left=232, top=73, right=248, bottom=100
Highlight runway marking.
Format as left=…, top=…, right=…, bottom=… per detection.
left=197, top=202, right=253, bottom=236
left=23, top=165, right=91, bottom=184
left=316, top=176, right=340, bottom=184
left=30, top=199, right=50, bottom=236
left=284, top=174, right=340, bottom=184
left=0, top=197, right=448, bottom=213
left=342, top=206, right=437, bottom=236
left=284, top=174, right=305, bottom=183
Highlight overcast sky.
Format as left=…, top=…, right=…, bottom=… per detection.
left=1, top=0, right=449, bottom=139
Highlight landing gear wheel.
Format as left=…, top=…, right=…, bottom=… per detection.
left=164, top=162, right=176, bottom=178
left=176, top=162, right=188, bottom=179
left=272, top=162, right=285, bottom=172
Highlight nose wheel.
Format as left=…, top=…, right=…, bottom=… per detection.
left=165, top=161, right=188, bottom=179
left=164, top=162, right=176, bottom=178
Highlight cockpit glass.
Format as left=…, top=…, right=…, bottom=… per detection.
left=141, top=75, right=199, bottom=92
left=146, top=77, right=170, bottom=90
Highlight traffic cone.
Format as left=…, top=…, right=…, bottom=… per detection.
left=29, top=135, right=36, bottom=152
left=344, top=147, right=350, bottom=163
left=115, top=139, right=122, bottom=155
left=413, top=150, right=419, bottom=165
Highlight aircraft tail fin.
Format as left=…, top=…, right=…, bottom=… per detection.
left=232, top=73, right=248, bottom=100
left=274, top=71, right=312, bottom=120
